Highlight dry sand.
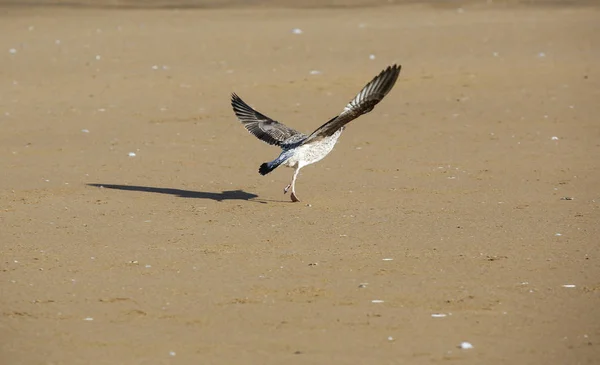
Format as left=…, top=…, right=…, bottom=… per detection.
left=1, top=1, right=599, bottom=364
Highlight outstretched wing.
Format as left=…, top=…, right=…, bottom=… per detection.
left=304, top=64, right=401, bottom=143
left=231, top=93, right=306, bottom=147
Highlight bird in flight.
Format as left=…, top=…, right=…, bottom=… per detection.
left=231, top=64, right=401, bottom=202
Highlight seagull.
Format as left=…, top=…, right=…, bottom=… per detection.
left=231, top=64, right=401, bottom=202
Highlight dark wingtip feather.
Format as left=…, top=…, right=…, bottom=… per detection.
left=389, top=64, right=401, bottom=73
left=383, top=64, right=401, bottom=85
left=231, top=92, right=240, bottom=105
left=381, top=64, right=402, bottom=86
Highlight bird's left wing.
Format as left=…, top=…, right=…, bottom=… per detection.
left=231, top=93, right=306, bottom=147
left=304, top=64, right=401, bottom=143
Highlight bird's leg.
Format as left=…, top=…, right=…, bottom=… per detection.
left=289, top=167, right=301, bottom=202
left=284, top=167, right=299, bottom=195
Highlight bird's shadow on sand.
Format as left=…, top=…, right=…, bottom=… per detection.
left=87, top=184, right=277, bottom=203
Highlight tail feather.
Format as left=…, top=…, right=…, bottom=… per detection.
left=259, top=161, right=278, bottom=175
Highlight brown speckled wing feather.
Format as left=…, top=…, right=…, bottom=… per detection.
left=304, top=64, right=401, bottom=143
left=231, top=93, right=306, bottom=147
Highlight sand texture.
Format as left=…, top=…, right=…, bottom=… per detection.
left=1, top=1, right=599, bottom=364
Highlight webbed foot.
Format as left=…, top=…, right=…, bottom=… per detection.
left=290, top=192, right=300, bottom=202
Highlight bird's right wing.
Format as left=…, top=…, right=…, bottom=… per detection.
left=231, top=93, right=306, bottom=147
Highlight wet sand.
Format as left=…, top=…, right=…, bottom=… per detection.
left=1, top=1, right=599, bottom=364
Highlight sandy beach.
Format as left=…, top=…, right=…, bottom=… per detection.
left=1, top=1, right=599, bottom=363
